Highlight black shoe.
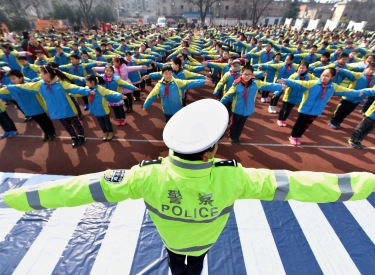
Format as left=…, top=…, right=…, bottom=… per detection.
left=348, top=139, right=363, bottom=149
left=229, top=137, right=236, bottom=144
left=235, top=138, right=240, bottom=144
left=49, top=133, right=56, bottom=141
left=24, top=117, right=32, bottom=122
left=76, top=135, right=86, bottom=146
left=127, top=107, right=133, bottom=113
left=78, top=114, right=84, bottom=120
left=42, top=134, right=49, bottom=142
left=72, top=136, right=78, bottom=148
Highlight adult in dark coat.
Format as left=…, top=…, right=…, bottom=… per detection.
left=26, top=37, right=50, bottom=62
left=21, top=31, right=29, bottom=51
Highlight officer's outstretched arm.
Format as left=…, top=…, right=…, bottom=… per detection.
left=241, top=169, right=375, bottom=202
left=0, top=169, right=143, bottom=212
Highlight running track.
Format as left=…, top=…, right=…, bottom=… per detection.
left=1, top=68, right=374, bottom=175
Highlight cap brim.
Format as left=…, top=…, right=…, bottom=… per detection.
left=163, top=99, right=229, bottom=154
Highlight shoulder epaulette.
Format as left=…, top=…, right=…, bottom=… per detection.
left=139, top=159, right=162, bottom=167
left=214, top=159, right=238, bottom=167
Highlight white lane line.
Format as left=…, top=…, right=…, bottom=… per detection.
left=234, top=200, right=286, bottom=275
left=90, top=199, right=145, bottom=275
left=11, top=135, right=375, bottom=150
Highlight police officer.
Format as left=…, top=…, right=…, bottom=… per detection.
left=1, top=99, right=375, bottom=275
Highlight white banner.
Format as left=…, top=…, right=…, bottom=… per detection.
left=294, top=19, right=304, bottom=29
left=346, top=21, right=367, bottom=32
left=306, top=19, right=320, bottom=30
left=284, top=18, right=293, bottom=26
left=324, top=20, right=339, bottom=31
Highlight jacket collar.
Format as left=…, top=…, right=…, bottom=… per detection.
left=168, top=150, right=213, bottom=178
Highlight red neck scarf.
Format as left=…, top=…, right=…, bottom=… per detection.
left=39, top=60, right=43, bottom=65
left=286, top=64, right=291, bottom=72
left=73, top=65, right=78, bottom=72
left=230, top=71, right=239, bottom=80
left=115, top=64, right=122, bottom=77
left=322, top=61, right=327, bottom=66
left=4, top=51, right=9, bottom=60
left=366, top=75, right=373, bottom=88
left=164, top=81, right=170, bottom=97
left=320, top=83, right=327, bottom=99
left=309, top=53, right=314, bottom=63
left=46, top=83, right=52, bottom=92
left=266, top=51, right=271, bottom=61
left=96, top=55, right=100, bottom=61
left=235, top=76, right=251, bottom=108
left=335, top=54, right=339, bottom=60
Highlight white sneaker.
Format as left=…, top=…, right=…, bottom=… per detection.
left=272, top=106, right=277, bottom=113
left=261, top=98, right=266, bottom=103
left=268, top=106, right=273, bottom=113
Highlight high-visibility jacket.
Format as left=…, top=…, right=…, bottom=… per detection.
left=1, top=152, right=374, bottom=256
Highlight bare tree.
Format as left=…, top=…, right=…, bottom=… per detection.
left=29, top=0, right=43, bottom=19
left=183, top=0, right=221, bottom=24
left=78, top=0, right=94, bottom=26
left=249, top=0, right=274, bottom=26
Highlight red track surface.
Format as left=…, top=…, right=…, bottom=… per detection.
left=1, top=68, right=374, bottom=175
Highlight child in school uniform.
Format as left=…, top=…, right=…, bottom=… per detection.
left=5, top=65, right=90, bottom=148
left=220, top=65, right=283, bottom=144
left=272, top=62, right=317, bottom=127
left=0, top=69, right=56, bottom=141
left=143, top=65, right=208, bottom=122
left=84, top=75, right=128, bottom=141
left=93, top=64, right=138, bottom=126
left=278, top=68, right=364, bottom=146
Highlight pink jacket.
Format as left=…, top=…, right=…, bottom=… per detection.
left=93, top=64, right=144, bottom=94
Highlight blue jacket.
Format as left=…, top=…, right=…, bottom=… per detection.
left=8, top=80, right=88, bottom=119
left=0, top=81, right=46, bottom=116
left=83, top=85, right=123, bottom=117
left=338, top=70, right=375, bottom=104
left=21, top=64, right=39, bottom=80
left=274, top=72, right=316, bottom=104
left=285, top=79, right=361, bottom=116
left=214, top=70, right=241, bottom=97
left=0, top=51, right=21, bottom=70
left=96, top=74, right=136, bottom=94
left=53, top=53, right=70, bottom=65
left=221, top=78, right=282, bottom=116
left=144, top=77, right=205, bottom=115
left=59, top=62, right=99, bottom=86
left=148, top=69, right=205, bottom=81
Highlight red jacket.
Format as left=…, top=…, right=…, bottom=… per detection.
left=26, top=44, right=50, bottom=61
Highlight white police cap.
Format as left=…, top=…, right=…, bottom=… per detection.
left=163, top=99, right=228, bottom=154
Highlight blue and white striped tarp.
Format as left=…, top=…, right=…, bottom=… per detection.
left=0, top=172, right=374, bottom=275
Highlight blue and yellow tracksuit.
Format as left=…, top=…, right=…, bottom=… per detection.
left=148, top=69, right=205, bottom=81
left=53, top=52, right=71, bottom=65
left=84, top=85, right=124, bottom=117
left=144, top=77, right=205, bottom=115
left=274, top=73, right=317, bottom=104
left=0, top=51, right=22, bottom=70
left=338, top=70, right=375, bottom=104
left=313, top=62, right=363, bottom=85
left=96, top=74, right=136, bottom=94
left=220, top=79, right=282, bottom=116
left=0, top=83, right=46, bottom=116
left=284, top=79, right=362, bottom=116
left=59, top=62, right=101, bottom=86
left=21, top=63, right=40, bottom=80
left=6, top=80, right=88, bottom=119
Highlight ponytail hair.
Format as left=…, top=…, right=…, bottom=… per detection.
left=85, top=74, right=106, bottom=85
left=113, top=56, right=128, bottom=65
left=40, top=65, right=71, bottom=83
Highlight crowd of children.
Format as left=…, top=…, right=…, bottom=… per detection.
left=1, top=23, right=375, bottom=149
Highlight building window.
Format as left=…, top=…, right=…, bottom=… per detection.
left=163, top=7, right=166, bottom=12
left=318, top=14, right=322, bottom=19
left=127, top=3, right=130, bottom=8
left=162, top=0, right=166, bottom=2
left=189, top=7, right=193, bottom=12
left=181, top=5, right=183, bottom=9
left=225, top=5, right=229, bottom=10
